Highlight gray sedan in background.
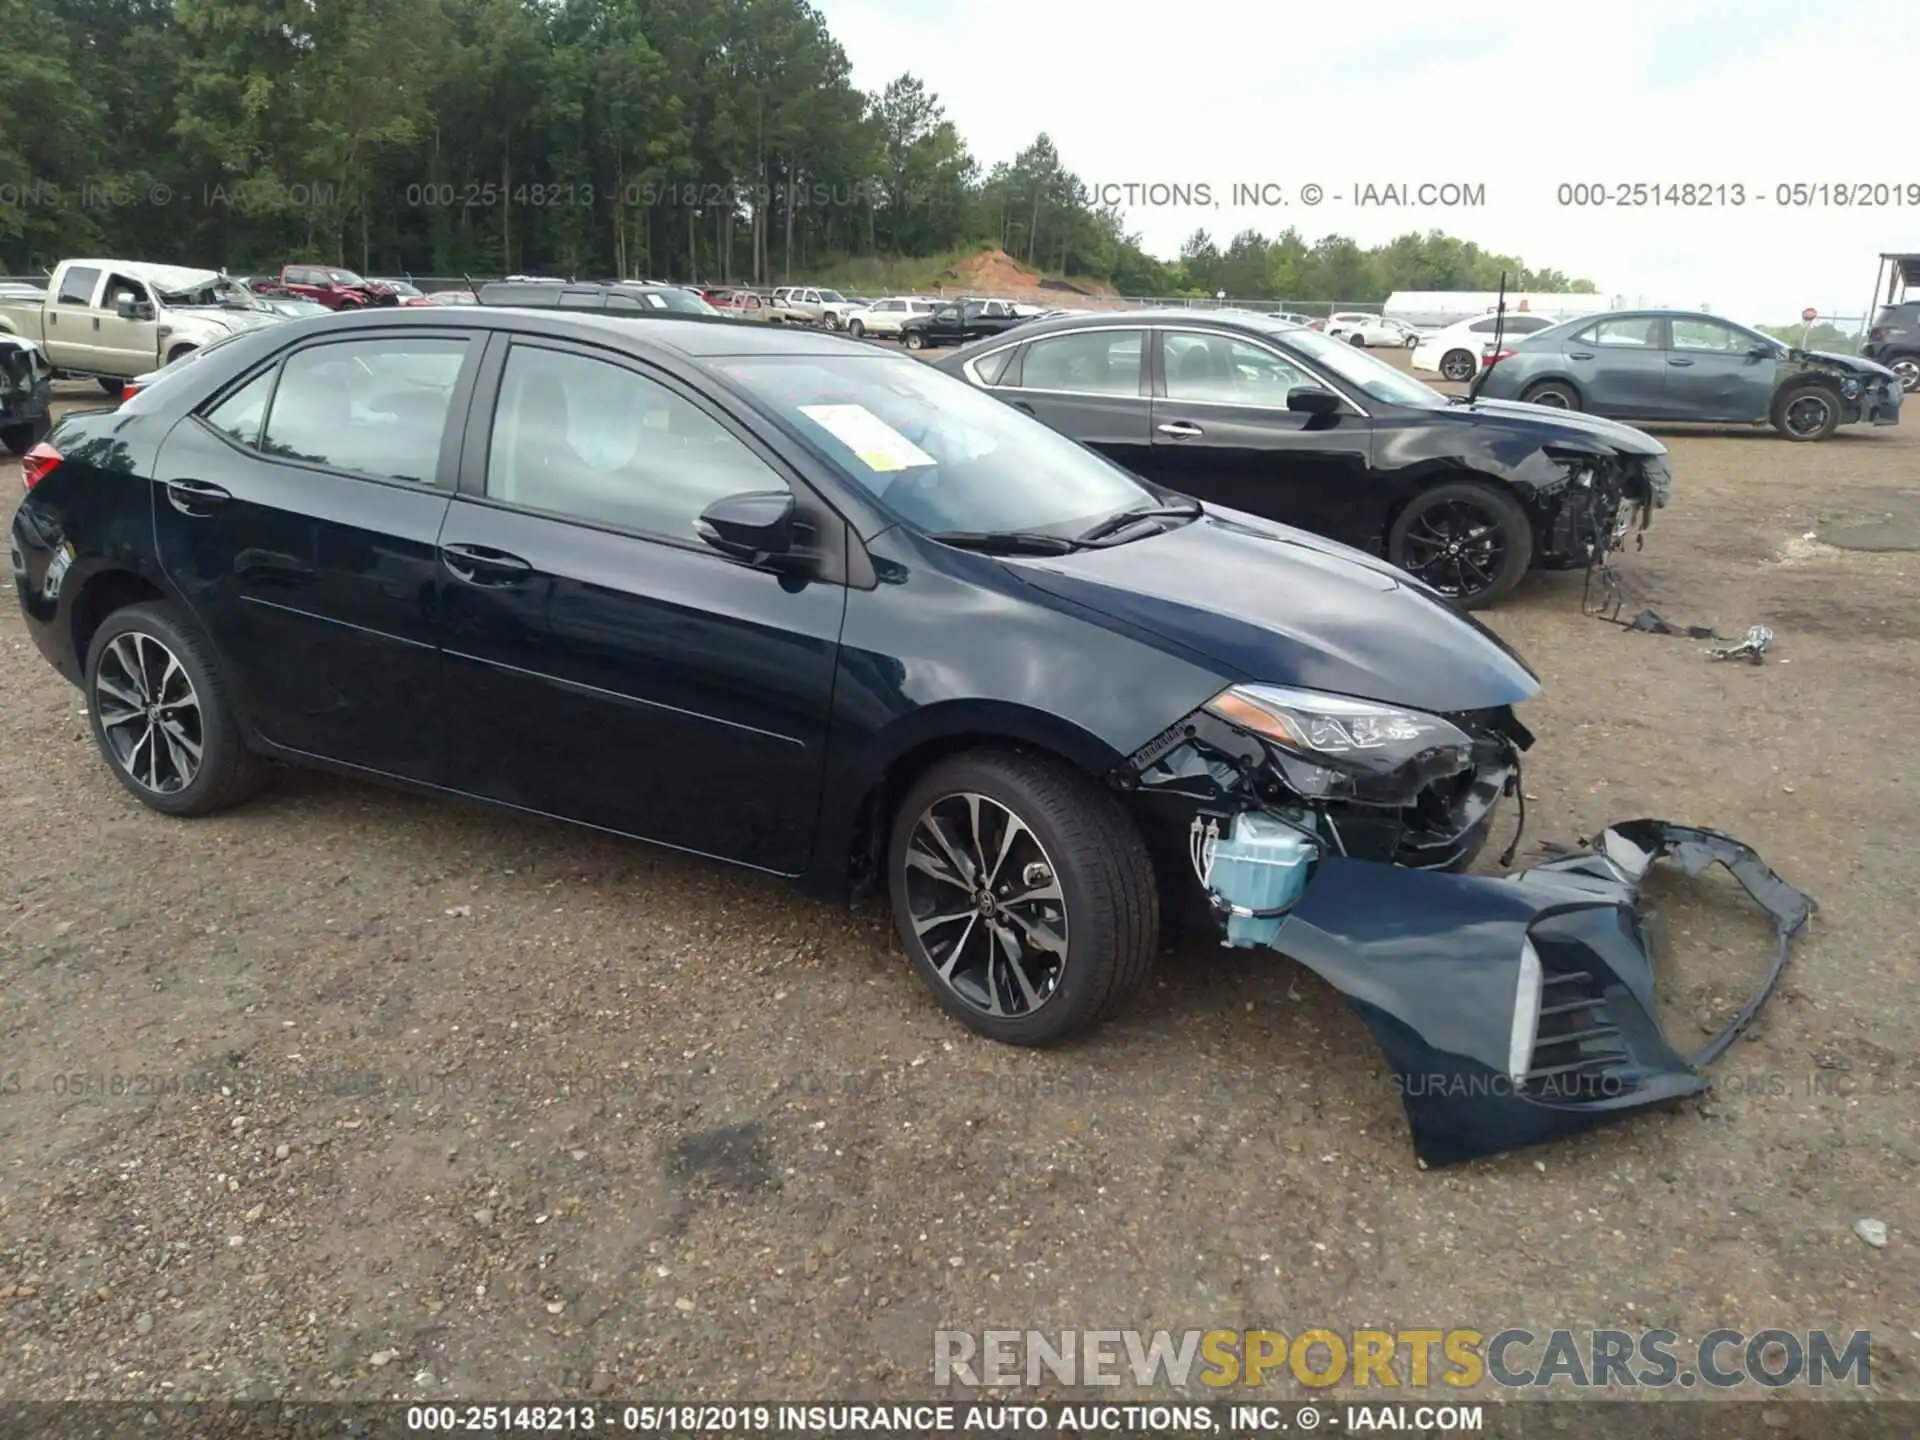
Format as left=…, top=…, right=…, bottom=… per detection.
left=1472, top=309, right=1902, bottom=441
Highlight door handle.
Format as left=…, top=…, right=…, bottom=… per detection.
left=440, top=543, right=532, bottom=585
left=163, top=479, right=231, bottom=515
left=1010, top=400, right=1035, bottom=414
left=92, top=317, right=101, bottom=331
left=1568, top=351, right=1593, bottom=360
left=1667, top=358, right=1694, bottom=367
left=1157, top=421, right=1204, bottom=438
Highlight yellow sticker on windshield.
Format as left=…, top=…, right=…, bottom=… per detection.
left=799, top=403, right=936, bottom=472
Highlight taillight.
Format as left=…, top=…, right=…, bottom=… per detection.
left=20, top=442, right=60, bottom=491
left=1484, top=350, right=1514, bottom=367
left=119, top=383, right=141, bottom=403
left=1869, top=327, right=1886, bottom=341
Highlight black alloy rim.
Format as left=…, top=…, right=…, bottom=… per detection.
left=1783, top=394, right=1831, bottom=437
left=1400, top=499, right=1508, bottom=599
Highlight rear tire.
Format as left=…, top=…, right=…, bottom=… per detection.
left=1349, top=332, right=1366, bottom=347
left=887, top=749, right=1158, bottom=1046
left=1521, top=379, right=1581, bottom=410
left=1387, top=479, right=1534, bottom=608
left=1891, top=355, right=1919, bottom=393
left=1440, top=349, right=1477, bottom=381
left=1773, top=384, right=1840, bottom=441
left=848, top=319, right=865, bottom=339
left=98, top=378, right=125, bottom=397
left=84, top=602, right=268, bottom=817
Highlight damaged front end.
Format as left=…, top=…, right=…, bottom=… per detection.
left=1112, top=704, right=1812, bottom=1166
left=0, top=336, right=53, bottom=448
left=1533, top=448, right=1670, bottom=574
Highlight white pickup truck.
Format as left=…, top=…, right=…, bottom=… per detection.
left=0, top=259, right=288, bottom=395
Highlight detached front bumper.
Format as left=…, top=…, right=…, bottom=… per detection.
left=1847, top=379, right=1902, bottom=427
left=1255, top=820, right=1813, bottom=1166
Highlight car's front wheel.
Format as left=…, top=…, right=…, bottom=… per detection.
left=1773, top=384, right=1840, bottom=441
left=1388, top=479, right=1534, bottom=608
left=1349, top=332, right=1367, bottom=347
left=848, top=319, right=865, bottom=339
left=905, top=330, right=926, bottom=350
left=98, top=378, right=125, bottom=397
left=1, top=414, right=48, bottom=455
left=1439, top=349, right=1477, bottom=382
left=85, top=602, right=267, bottom=817
left=887, top=750, right=1157, bottom=1046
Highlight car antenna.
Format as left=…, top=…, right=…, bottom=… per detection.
left=1470, top=270, right=1508, bottom=401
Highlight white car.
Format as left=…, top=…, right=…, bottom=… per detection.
left=844, top=295, right=935, bottom=339
left=1325, top=312, right=1421, bottom=348
left=1411, top=313, right=1565, bottom=381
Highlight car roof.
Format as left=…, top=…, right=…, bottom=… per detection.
left=285, top=302, right=884, bottom=359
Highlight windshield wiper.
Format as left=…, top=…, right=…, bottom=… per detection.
left=928, top=529, right=1084, bottom=555
left=1076, top=498, right=1202, bottom=544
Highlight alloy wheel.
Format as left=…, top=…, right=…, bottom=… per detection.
left=1529, top=388, right=1572, bottom=408
left=1891, top=357, right=1918, bottom=393
left=1398, top=499, right=1509, bottom=599
left=901, top=792, right=1069, bottom=1019
left=93, top=631, right=203, bottom=794
left=1783, top=393, right=1832, bottom=438
left=1440, top=351, right=1475, bottom=382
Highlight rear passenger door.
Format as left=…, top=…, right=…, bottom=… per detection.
left=431, top=338, right=845, bottom=873
left=150, top=330, right=481, bottom=780
left=986, top=327, right=1153, bottom=476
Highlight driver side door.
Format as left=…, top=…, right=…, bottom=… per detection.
left=433, top=337, right=846, bottom=873
left=95, top=272, right=159, bottom=373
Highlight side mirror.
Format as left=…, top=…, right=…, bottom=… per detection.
left=1749, top=343, right=1776, bottom=359
left=1286, top=386, right=1343, bottom=417
left=116, top=296, right=151, bottom=320
left=697, top=490, right=797, bottom=564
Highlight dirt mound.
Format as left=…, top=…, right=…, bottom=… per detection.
left=936, top=247, right=1118, bottom=304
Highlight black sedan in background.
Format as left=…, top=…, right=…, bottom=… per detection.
left=933, top=311, right=1673, bottom=605
left=1470, top=309, right=1903, bottom=441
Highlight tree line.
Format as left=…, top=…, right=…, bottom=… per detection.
left=1, top=0, right=1597, bottom=300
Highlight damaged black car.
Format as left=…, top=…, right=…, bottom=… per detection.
left=931, top=310, right=1673, bottom=606
left=11, top=308, right=1800, bottom=1166
left=1, top=335, right=53, bottom=456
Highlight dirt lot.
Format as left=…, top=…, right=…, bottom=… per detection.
left=1, top=364, right=1916, bottom=1406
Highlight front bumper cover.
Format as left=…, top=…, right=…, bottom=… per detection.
left=1268, top=819, right=1813, bottom=1167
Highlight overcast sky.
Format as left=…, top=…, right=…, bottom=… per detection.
left=814, top=0, right=1920, bottom=327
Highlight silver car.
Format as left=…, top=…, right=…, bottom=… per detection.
left=1472, top=309, right=1902, bottom=441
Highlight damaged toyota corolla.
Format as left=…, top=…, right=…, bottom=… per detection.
left=10, top=309, right=1808, bottom=1166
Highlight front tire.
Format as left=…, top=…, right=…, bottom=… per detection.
left=848, top=319, right=865, bottom=339
left=85, top=602, right=267, bottom=817
left=887, top=750, right=1157, bottom=1046
left=1349, top=332, right=1366, bottom=347
left=1388, top=479, right=1534, bottom=608
left=1439, top=349, right=1477, bottom=382
left=1, top=414, right=48, bottom=455
left=1773, top=384, right=1839, bottom=441
left=1521, top=380, right=1582, bottom=410
left=905, top=330, right=926, bottom=351
left=98, top=378, right=125, bottom=397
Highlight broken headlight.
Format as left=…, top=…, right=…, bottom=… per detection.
left=1203, top=683, right=1477, bottom=806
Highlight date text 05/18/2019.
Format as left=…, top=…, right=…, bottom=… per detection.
left=1557, top=181, right=1920, bottom=206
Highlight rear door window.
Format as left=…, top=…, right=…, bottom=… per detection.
left=259, top=338, right=469, bottom=484
left=56, top=266, right=102, bottom=306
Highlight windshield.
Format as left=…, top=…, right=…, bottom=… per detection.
left=643, top=287, right=720, bottom=315
left=717, top=353, right=1159, bottom=537
left=156, top=276, right=251, bottom=307
left=328, top=269, right=366, bottom=285
left=818, top=290, right=847, bottom=304
left=1272, top=325, right=1450, bottom=408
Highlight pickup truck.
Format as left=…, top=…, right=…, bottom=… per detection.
left=898, top=297, right=1033, bottom=351
left=0, top=259, right=288, bottom=394
left=250, top=264, right=399, bottom=309
left=1, top=335, right=53, bottom=454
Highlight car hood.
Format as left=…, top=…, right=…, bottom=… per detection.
left=1790, top=348, right=1899, bottom=380
left=1445, top=396, right=1669, bottom=456
left=170, top=305, right=288, bottom=335
left=1003, top=508, right=1541, bottom=713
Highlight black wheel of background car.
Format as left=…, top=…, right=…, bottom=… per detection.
left=824, top=314, right=842, bottom=330
left=1889, top=356, right=1919, bottom=393
left=1, top=415, right=47, bottom=455
left=84, top=602, right=267, bottom=817
left=848, top=319, right=865, bottom=339
left=1773, top=384, right=1839, bottom=441
left=166, top=345, right=197, bottom=365
left=905, top=330, right=926, bottom=350
left=1520, top=380, right=1581, bottom=410
left=1439, top=349, right=1477, bottom=382
left=1387, top=480, right=1534, bottom=608
left=98, top=378, right=124, bottom=397
left=1405, top=335, right=1419, bottom=348
left=1349, top=332, right=1366, bottom=347
left=887, top=750, right=1157, bottom=1046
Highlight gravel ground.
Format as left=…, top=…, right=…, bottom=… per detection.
left=1, top=368, right=1916, bottom=1405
